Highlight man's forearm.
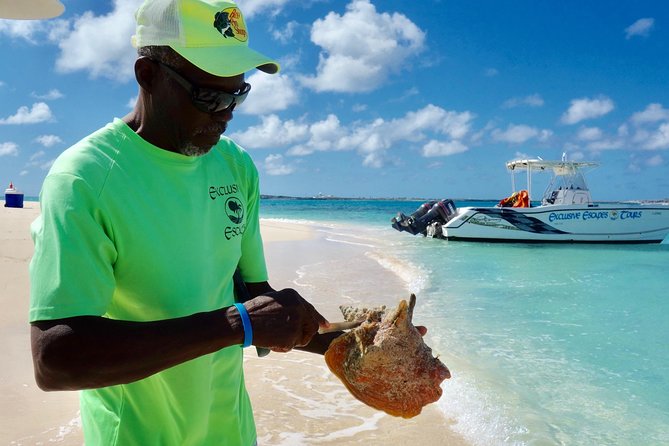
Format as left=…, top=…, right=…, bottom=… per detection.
left=31, top=307, right=243, bottom=391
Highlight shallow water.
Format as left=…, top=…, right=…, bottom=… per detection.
left=261, top=198, right=669, bottom=446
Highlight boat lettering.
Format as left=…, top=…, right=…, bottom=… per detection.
left=549, top=210, right=643, bottom=223
left=620, top=210, right=642, bottom=220
left=582, top=211, right=609, bottom=220
left=548, top=212, right=581, bottom=222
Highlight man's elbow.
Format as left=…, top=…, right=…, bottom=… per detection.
left=30, top=324, right=84, bottom=391
left=32, top=358, right=65, bottom=391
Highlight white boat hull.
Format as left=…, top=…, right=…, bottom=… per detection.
left=443, top=204, right=669, bottom=243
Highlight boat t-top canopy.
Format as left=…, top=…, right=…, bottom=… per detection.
left=506, top=159, right=599, bottom=173
left=504, top=158, right=599, bottom=205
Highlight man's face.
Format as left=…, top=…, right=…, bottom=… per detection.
left=153, top=59, right=247, bottom=156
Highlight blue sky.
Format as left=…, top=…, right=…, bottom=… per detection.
left=1, top=0, right=668, bottom=200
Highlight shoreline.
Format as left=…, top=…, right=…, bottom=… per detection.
left=1, top=203, right=466, bottom=445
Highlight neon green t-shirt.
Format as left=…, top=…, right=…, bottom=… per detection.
left=29, top=118, right=268, bottom=446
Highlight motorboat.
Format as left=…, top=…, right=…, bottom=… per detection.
left=391, top=157, right=669, bottom=243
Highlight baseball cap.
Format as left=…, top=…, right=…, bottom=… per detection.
left=131, top=0, right=279, bottom=77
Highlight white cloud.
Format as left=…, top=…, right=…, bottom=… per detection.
left=289, top=114, right=348, bottom=155
left=46, top=17, right=71, bottom=41
left=646, top=154, right=663, bottom=167
left=644, top=123, right=669, bottom=150
left=0, top=16, right=69, bottom=43
left=538, top=130, right=553, bottom=141
left=561, top=96, right=614, bottom=125
left=0, top=142, right=19, bottom=156
left=625, top=18, right=654, bottom=39
left=422, top=140, right=469, bottom=157
left=492, top=124, right=550, bottom=144
left=618, top=124, right=629, bottom=137
left=55, top=0, right=139, bottom=81
left=40, top=159, right=57, bottom=170
left=0, top=102, right=53, bottom=125
left=271, top=20, right=301, bottom=44
left=0, top=19, right=44, bottom=42
left=30, top=150, right=46, bottom=161
left=512, top=150, right=532, bottom=160
left=300, top=0, right=425, bottom=93
left=502, top=94, right=544, bottom=109
left=631, top=103, right=669, bottom=124
left=26, top=151, right=56, bottom=170
left=263, top=154, right=295, bottom=175
left=577, top=127, right=603, bottom=141
left=399, top=105, right=474, bottom=140
left=242, top=0, right=291, bottom=18
left=127, top=95, right=138, bottom=108
left=586, top=139, right=624, bottom=151
left=484, top=68, right=499, bottom=77
left=31, top=89, right=64, bottom=100
left=231, top=114, right=310, bottom=149
left=34, top=134, right=63, bottom=147
left=234, top=104, right=474, bottom=167
left=241, top=72, right=299, bottom=115
left=625, top=104, right=669, bottom=150
left=628, top=153, right=664, bottom=173
left=565, top=151, right=585, bottom=161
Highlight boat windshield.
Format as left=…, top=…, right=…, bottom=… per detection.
left=545, top=170, right=588, bottom=192
left=541, top=168, right=593, bottom=205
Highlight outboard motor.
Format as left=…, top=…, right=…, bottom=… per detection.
left=391, top=199, right=457, bottom=236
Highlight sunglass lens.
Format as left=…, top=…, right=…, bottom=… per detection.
left=192, top=84, right=250, bottom=113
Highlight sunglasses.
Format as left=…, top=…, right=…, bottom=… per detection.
left=153, top=60, right=251, bottom=114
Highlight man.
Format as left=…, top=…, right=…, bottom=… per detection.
left=28, top=1, right=335, bottom=444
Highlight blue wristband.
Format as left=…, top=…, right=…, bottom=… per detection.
left=233, top=303, right=253, bottom=348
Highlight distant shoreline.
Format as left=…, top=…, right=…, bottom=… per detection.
left=17, top=195, right=669, bottom=204
left=260, top=195, right=669, bottom=204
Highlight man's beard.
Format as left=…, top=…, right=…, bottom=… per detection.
left=180, top=123, right=226, bottom=156
left=181, top=143, right=212, bottom=157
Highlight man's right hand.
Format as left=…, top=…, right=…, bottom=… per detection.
left=242, top=288, right=328, bottom=351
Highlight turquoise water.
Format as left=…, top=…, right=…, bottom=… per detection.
left=261, top=198, right=669, bottom=446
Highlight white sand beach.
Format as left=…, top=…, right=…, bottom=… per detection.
left=0, top=202, right=466, bottom=445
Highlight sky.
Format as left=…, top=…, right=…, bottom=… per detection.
left=1, top=0, right=669, bottom=200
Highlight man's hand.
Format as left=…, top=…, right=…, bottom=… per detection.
left=244, top=288, right=328, bottom=351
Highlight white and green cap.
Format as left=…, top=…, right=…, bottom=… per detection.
left=132, top=0, right=279, bottom=77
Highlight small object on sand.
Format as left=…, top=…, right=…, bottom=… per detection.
left=324, top=294, right=451, bottom=418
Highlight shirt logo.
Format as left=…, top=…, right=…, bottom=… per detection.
left=213, top=8, right=248, bottom=42
left=225, top=197, right=244, bottom=224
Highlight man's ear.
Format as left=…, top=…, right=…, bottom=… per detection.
left=135, top=57, right=158, bottom=92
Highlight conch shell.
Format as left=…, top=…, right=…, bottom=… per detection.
left=324, top=294, right=450, bottom=418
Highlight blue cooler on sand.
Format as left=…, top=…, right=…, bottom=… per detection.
left=4, top=182, right=24, bottom=208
